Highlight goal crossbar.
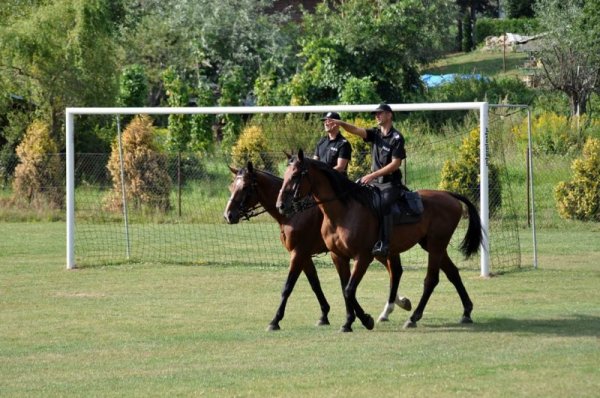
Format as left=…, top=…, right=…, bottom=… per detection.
left=65, top=102, right=491, bottom=275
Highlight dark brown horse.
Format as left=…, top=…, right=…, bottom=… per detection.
left=276, top=150, right=482, bottom=331
left=223, top=161, right=411, bottom=331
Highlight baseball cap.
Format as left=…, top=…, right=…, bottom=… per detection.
left=372, top=103, right=393, bottom=114
left=320, top=111, right=341, bottom=121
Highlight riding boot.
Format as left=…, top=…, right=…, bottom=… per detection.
left=372, top=214, right=393, bottom=256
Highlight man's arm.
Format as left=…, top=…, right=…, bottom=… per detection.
left=329, top=119, right=367, bottom=139
left=334, top=158, right=349, bottom=173
left=360, top=158, right=403, bottom=184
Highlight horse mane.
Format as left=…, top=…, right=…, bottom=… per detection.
left=254, top=168, right=283, bottom=184
left=303, top=157, right=376, bottom=211
left=239, top=166, right=282, bottom=184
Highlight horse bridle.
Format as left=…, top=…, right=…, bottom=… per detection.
left=227, top=172, right=268, bottom=221
left=285, top=157, right=371, bottom=215
left=284, top=159, right=333, bottom=214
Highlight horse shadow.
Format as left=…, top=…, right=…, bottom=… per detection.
left=424, top=313, right=600, bottom=338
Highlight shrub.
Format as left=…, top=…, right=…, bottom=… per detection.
left=105, top=115, right=172, bottom=212
left=12, top=120, right=64, bottom=208
left=439, top=128, right=502, bottom=216
left=231, top=125, right=274, bottom=172
left=512, top=111, right=591, bottom=155
left=554, top=137, right=600, bottom=221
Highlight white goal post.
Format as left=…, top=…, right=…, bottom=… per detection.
left=65, top=102, right=491, bottom=275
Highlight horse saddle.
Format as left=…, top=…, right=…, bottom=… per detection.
left=371, top=186, right=424, bottom=225
left=391, top=191, right=424, bottom=224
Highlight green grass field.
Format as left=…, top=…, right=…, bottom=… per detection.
left=422, top=50, right=530, bottom=79
left=1, top=221, right=599, bottom=397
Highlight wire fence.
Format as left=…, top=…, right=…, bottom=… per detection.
left=1, top=109, right=584, bottom=271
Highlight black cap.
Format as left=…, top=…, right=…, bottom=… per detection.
left=372, top=103, right=393, bottom=114
left=320, top=111, right=341, bottom=121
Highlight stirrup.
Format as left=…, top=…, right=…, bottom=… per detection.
left=372, top=241, right=389, bottom=256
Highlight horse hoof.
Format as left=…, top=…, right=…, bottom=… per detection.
left=377, top=316, right=389, bottom=323
left=340, top=325, right=353, bottom=333
left=363, top=314, right=375, bottom=330
left=316, top=318, right=330, bottom=326
left=403, top=320, right=417, bottom=329
left=396, top=297, right=412, bottom=312
left=460, top=316, right=473, bottom=324
left=266, top=323, right=281, bottom=331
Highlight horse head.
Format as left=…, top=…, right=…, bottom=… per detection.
left=277, top=149, right=312, bottom=216
left=223, top=161, right=259, bottom=224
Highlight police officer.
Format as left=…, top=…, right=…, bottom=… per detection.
left=324, top=104, right=406, bottom=256
left=313, top=111, right=352, bottom=175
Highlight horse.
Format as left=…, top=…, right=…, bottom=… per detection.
left=276, top=150, right=482, bottom=331
left=223, top=161, right=412, bottom=331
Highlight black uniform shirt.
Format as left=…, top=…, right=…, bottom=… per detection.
left=313, top=133, right=352, bottom=172
left=364, top=126, right=406, bottom=184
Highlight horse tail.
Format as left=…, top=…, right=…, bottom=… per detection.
left=448, top=192, right=483, bottom=258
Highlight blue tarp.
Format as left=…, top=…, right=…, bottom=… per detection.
left=420, top=73, right=486, bottom=88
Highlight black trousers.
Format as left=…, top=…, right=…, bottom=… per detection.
left=372, top=182, right=402, bottom=215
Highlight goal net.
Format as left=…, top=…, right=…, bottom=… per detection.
left=66, top=103, right=521, bottom=276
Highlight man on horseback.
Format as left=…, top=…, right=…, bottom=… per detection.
left=313, top=111, right=352, bottom=176
left=325, top=103, right=406, bottom=256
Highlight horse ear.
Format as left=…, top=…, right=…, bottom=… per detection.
left=298, top=148, right=304, bottom=161
left=283, top=151, right=291, bottom=160
left=228, top=165, right=238, bottom=175
left=247, top=161, right=254, bottom=173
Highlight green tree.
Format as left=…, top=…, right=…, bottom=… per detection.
left=505, top=0, right=535, bottom=18
left=0, top=0, right=122, bottom=142
left=119, top=64, right=148, bottom=108
left=534, top=0, right=600, bottom=115
left=121, top=0, right=297, bottom=108
left=162, top=67, right=191, bottom=153
left=294, top=0, right=457, bottom=104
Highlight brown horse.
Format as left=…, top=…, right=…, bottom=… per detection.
left=223, top=161, right=411, bottom=331
left=276, top=150, right=482, bottom=331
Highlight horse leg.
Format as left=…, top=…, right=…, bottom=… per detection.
left=331, top=254, right=355, bottom=332
left=440, top=253, right=474, bottom=324
left=267, top=254, right=303, bottom=331
left=404, top=251, right=441, bottom=329
left=344, top=259, right=375, bottom=331
left=303, top=258, right=331, bottom=326
left=377, top=254, right=411, bottom=322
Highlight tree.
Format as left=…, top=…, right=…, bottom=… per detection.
left=455, top=0, right=498, bottom=52
left=534, top=0, right=600, bottom=115
left=294, top=0, right=457, bottom=103
left=505, top=0, right=535, bottom=18
left=0, top=0, right=122, bottom=142
left=120, top=0, right=297, bottom=108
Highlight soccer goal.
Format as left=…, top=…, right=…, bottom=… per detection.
left=66, top=102, right=519, bottom=277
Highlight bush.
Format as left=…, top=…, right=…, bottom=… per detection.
left=105, top=115, right=172, bottom=212
left=12, top=120, right=64, bottom=208
left=511, top=111, right=592, bottom=155
left=231, top=125, right=274, bottom=172
left=439, top=128, right=502, bottom=216
left=554, top=137, right=600, bottom=221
